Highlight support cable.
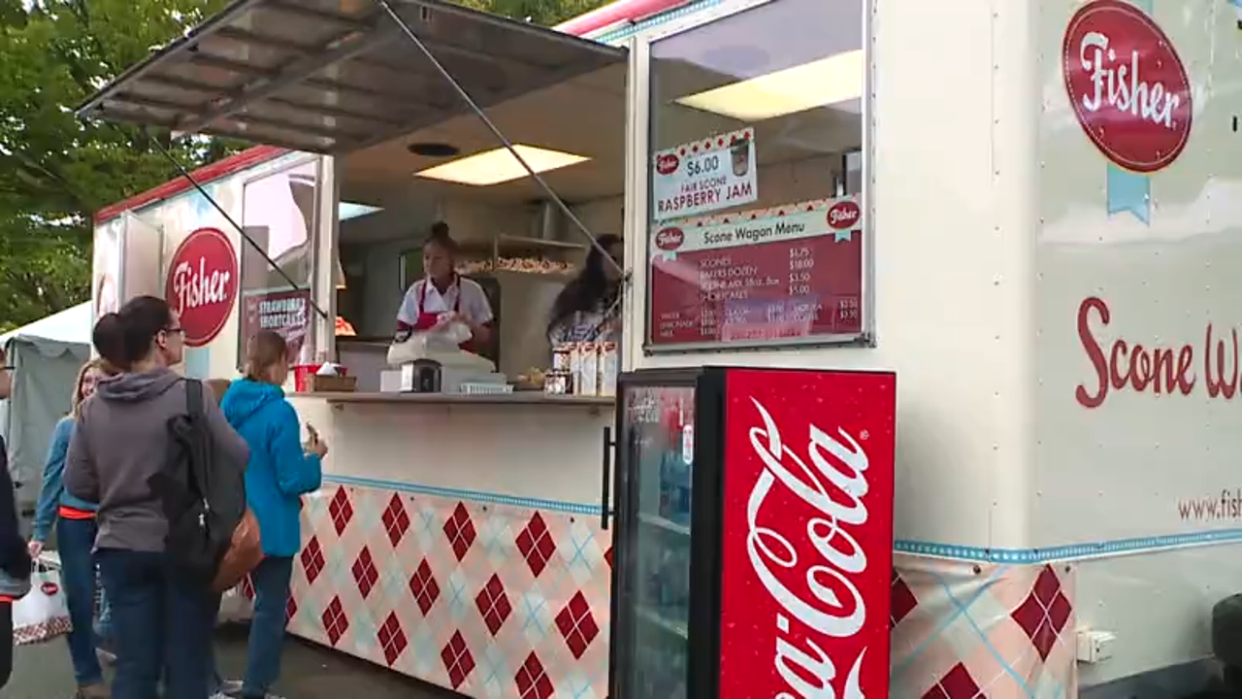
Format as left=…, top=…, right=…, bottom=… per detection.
left=372, top=0, right=626, bottom=280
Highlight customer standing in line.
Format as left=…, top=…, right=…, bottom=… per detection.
left=220, top=331, right=325, bottom=699
left=65, top=296, right=249, bottom=699
left=29, top=358, right=117, bottom=699
left=0, top=345, right=32, bottom=689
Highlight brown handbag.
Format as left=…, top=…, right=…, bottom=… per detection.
left=212, top=509, right=263, bottom=592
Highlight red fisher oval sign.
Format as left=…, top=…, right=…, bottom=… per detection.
left=827, top=200, right=861, bottom=230
left=655, top=226, right=685, bottom=251
left=1062, top=0, right=1192, bottom=173
left=165, top=227, right=238, bottom=347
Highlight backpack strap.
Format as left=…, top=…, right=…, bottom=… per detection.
left=186, top=378, right=203, bottom=420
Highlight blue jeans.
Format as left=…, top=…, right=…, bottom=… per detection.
left=97, top=549, right=217, bottom=699
left=243, top=556, right=293, bottom=697
left=56, top=517, right=103, bottom=686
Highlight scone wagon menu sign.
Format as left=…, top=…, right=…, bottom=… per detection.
left=165, top=227, right=238, bottom=347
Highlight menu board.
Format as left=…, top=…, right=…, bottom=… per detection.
left=652, top=128, right=758, bottom=222
left=648, top=196, right=863, bottom=347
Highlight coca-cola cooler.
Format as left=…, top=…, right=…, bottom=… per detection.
left=607, top=367, right=896, bottom=698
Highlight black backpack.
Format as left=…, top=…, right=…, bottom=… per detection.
left=150, top=379, right=246, bottom=583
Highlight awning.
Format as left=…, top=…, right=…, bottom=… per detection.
left=75, top=0, right=627, bottom=155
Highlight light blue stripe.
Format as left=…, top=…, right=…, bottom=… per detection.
left=896, top=528, right=1242, bottom=563
left=183, top=347, right=210, bottom=380
left=322, top=476, right=1242, bottom=560
left=592, top=0, right=724, bottom=44
left=322, top=474, right=603, bottom=516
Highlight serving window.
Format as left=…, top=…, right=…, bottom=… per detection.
left=643, top=0, right=868, bottom=351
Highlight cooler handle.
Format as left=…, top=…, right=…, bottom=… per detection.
left=601, top=426, right=614, bottom=530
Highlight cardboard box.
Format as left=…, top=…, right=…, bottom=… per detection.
left=305, top=375, right=357, bottom=393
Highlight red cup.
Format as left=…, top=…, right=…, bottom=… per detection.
left=293, top=364, right=322, bottom=392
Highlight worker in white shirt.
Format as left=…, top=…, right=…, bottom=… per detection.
left=396, top=222, right=494, bottom=352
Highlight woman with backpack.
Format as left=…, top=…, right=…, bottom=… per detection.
left=28, top=358, right=117, bottom=698
left=65, top=295, right=250, bottom=699
left=219, top=330, right=326, bottom=699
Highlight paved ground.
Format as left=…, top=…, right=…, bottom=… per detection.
left=0, top=624, right=454, bottom=699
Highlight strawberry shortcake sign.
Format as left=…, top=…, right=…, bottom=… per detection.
left=652, top=128, right=758, bottom=221
left=165, top=227, right=238, bottom=347
left=1061, top=0, right=1192, bottom=223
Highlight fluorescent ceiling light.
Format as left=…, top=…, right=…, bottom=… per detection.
left=415, top=145, right=590, bottom=186
left=338, top=202, right=382, bottom=221
left=675, top=50, right=864, bottom=121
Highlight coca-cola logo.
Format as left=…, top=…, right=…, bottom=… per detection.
left=655, top=153, right=680, bottom=176
left=655, top=227, right=684, bottom=251
left=1062, top=0, right=1192, bottom=173
left=827, top=200, right=861, bottom=230
left=40, top=581, right=58, bottom=596
left=165, top=227, right=238, bottom=348
left=743, top=397, right=868, bottom=698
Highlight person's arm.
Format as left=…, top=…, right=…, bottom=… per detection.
left=201, top=388, right=250, bottom=469
left=0, top=438, right=30, bottom=578
left=396, top=283, right=419, bottom=332
left=63, top=413, right=98, bottom=505
left=30, top=419, right=72, bottom=543
left=465, top=283, right=495, bottom=345
left=269, top=401, right=322, bottom=496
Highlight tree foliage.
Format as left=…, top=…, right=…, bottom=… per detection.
left=0, top=0, right=608, bottom=332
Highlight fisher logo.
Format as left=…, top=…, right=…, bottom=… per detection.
left=40, top=581, right=58, bottom=596
left=655, top=226, right=685, bottom=251
left=828, top=200, right=861, bottom=230
left=165, top=227, right=238, bottom=347
left=1062, top=0, right=1192, bottom=173
left=655, top=153, right=680, bottom=176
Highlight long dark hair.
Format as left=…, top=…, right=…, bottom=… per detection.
left=548, top=234, right=621, bottom=336
left=92, top=295, right=173, bottom=371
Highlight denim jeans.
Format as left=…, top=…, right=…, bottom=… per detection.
left=0, top=601, right=11, bottom=690
left=97, top=548, right=217, bottom=699
left=242, top=556, right=293, bottom=698
left=56, top=517, right=103, bottom=686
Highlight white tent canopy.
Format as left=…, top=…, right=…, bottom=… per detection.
left=1, top=302, right=92, bottom=507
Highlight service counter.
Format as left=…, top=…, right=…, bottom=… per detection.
left=282, top=392, right=616, bottom=697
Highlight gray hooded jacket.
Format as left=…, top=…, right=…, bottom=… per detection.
left=65, top=368, right=249, bottom=552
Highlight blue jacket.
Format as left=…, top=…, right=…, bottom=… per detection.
left=221, top=379, right=322, bottom=557
left=32, top=416, right=98, bottom=542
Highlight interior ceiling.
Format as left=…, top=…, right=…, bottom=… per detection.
left=341, top=57, right=861, bottom=208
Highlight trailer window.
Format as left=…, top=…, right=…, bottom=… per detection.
left=238, top=159, right=320, bottom=367
left=644, top=0, right=867, bottom=351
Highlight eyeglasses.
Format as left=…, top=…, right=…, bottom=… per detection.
left=164, top=327, right=185, bottom=336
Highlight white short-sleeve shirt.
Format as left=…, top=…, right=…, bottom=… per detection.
left=397, top=277, right=494, bottom=328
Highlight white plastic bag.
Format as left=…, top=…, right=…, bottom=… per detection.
left=386, top=321, right=474, bottom=366
left=12, top=565, right=72, bottom=646
left=216, top=582, right=254, bottom=626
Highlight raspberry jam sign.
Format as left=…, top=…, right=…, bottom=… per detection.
left=165, top=227, right=238, bottom=347
left=1062, top=0, right=1192, bottom=173
left=719, top=368, right=896, bottom=699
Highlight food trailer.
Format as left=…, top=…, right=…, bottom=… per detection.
left=77, top=0, right=1240, bottom=696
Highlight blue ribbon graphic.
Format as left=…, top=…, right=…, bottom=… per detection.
left=1103, top=0, right=1155, bottom=225
left=833, top=230, right=854, bottom=243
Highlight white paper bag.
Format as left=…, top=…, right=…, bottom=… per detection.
left=216, top=583, right=254, bottom=626
left=13, top=566, right=72, bottom=646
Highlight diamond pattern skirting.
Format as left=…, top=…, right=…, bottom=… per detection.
left=276, top=483, right=613, bottom=698
left=229, top=482, right=1073, bottom=699
left=890, top=554, right=1077, bottom=699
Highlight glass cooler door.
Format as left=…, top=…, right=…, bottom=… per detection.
left=610, top=380, right=697, bottom=699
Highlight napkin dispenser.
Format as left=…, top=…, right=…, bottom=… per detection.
left=402, top=359, right=442, bottom=393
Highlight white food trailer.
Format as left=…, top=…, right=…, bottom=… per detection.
left=77, top=0, right=1240, bottom=696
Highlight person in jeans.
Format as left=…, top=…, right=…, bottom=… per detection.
left=29, top=358, right=117, bottom=698
left=65, top=296, right=249, bottom=699
left=0, top=345, right=32, bottom=689
left=221, top=331, right=325, bottom=699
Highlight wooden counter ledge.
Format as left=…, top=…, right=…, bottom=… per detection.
left=293, top=391, right=615, bottom=407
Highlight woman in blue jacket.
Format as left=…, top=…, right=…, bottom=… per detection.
left=29, top=358, right=114, bottom=699
left=221, top=331, right=326, bottom=699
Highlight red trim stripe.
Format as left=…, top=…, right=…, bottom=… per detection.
left=94, top=145, right=287, bottom=225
